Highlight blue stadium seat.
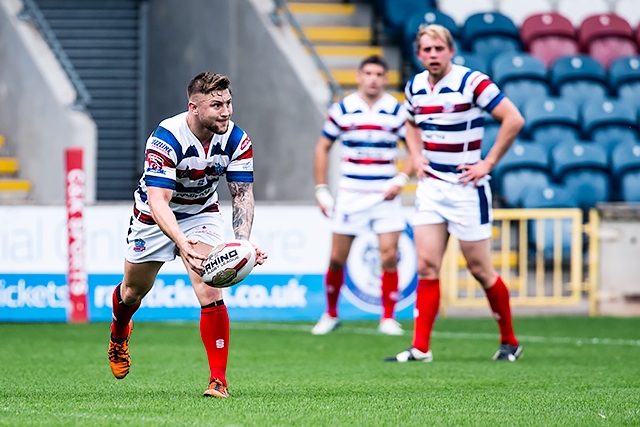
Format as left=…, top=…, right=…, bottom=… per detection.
left=609, top=56, right=640, bottom=110
left=452, top=51, right=489, bottom=74
left=581, top=98, right=638, bottom=156
left=491, top=52, right=549, bottom=109
left=611, top=141, right=640, bottom=202
left=549, top=55, right=607, bottom=108
left=481, top=123, right=500, bottom=159
left=382, top=0, right=433, bottom=39
left=551, top=141, right=611, bottom=210
left=403, top=10, right=460, bottom=72
left=462, top=12, right=522, bottom=63
left=493, top=141, right=551, bottom=207
left=521, top=184, right=579, bottom=261
left=522, top=97, right=580, bottom=149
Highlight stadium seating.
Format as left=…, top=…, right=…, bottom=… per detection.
left=557, top=0, right=610, bottom=27
left=611, top=141, right=640, bottom=202
left=551, top=140, right=611, bottom=210
left=481, top=115, right=500, bottom=159
left=615, top=0, right=640, bottom=29
left=491, top=52, right=549, bottom=109
left=549, top=55, right=607, bottom=108
left=609, top=56, right=640, bottom=110
left=581, top=98, right=638, bottom=156
left=462, top=12, right=522, bottom=64
left=520, top=12, right=579, bottom=67
left=522, top=97, right=580, bottom=149
left=381, top=0, right=434, bottom=39
left=493, top=141, right=551, bottom=207
left=521, top=184, right=579, bottom=261
left=579, top=13, right=637, bottom=69
left=452, top=52, right=489, bottom=74
left=403, top=10, right=460, bottom=73
left=498, top=0, right=553, bottom=26
left=438, top=0, right=496, bottom=26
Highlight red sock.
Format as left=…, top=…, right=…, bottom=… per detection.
left=412, top=279, right=440, bottom=353
left=200, top=304, right=230, bottom=386
left=485, top=276, right=518, bottom=347
left=110, top=283, right=140, bottom=340
left=325, top=268, right=343, bottom=318
left=381, top=269, right=399, bottom=319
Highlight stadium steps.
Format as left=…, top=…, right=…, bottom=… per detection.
left=0, top=135, right=32, bottom=201
left=288, top=1, right=403, bottom=91
left=35, top=0, right=145, bottom=201
left=288, top=1, right=411, bottom=193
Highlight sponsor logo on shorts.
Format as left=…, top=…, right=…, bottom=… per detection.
left=342, top=224, right=417, bottom=314
left=133, top=238, right=146, bottom=252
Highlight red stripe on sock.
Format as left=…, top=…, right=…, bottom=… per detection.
left=326, top=268, right=343, bottom=318
left=381, top=269, right=399, bottom=319
left=412, top=278, right=440, bottom=353
left=200, top=304, right=230, bottom=386
left=485, top=276, right=518, bottom=347
left=110, top=283, right=140, bottom=340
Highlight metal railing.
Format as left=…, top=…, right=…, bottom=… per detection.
left=270, top=0, right=344, bottom=103
left=18, top=0, right=91, bottom=111
left=439, top=208, right=598, bottom=316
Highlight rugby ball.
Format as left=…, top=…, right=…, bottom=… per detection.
left=202, top=240, right=256, bottom=288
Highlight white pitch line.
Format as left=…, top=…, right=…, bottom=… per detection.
left=230, top=322, right=640, bottom=347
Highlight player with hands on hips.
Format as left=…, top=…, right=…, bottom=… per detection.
left=107, top=72, right=267, bottom=399
left=385, top=24, right=525, bottom=363
left=312, top=55, right=412, bottom=336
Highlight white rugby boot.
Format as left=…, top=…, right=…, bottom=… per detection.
left=311, top=313, right=341, bottom=335
left=377, top=318, right=404, bottom=335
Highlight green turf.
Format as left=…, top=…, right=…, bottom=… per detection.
left=1, top=317, right=639, bottom=426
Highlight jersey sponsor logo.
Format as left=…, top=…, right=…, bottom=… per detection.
left=150, top=138, right=174, bottom=156
left=342, top=224, right=417, bottom=313
left=133, top=238, right=146, bottom=252
left=240, top=136, right=251, bottom=150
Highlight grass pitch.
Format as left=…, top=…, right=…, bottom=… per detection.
left=1, top=316, right=639, bottom=426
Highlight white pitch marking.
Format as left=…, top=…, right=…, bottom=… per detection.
left=228, top=322, right=640, bottom=347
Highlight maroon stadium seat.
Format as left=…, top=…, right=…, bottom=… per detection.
left=579, top=13, right=637, bottom=68
left=521, top=13, right=579, bottom=67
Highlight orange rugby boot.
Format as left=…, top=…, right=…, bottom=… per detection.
left=108, top=321, right=133, bottom=379
left=203, top=379, right=229, bottom=398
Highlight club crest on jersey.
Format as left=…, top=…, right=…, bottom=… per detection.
left=442, top=101, right=455, bottom=113
left=342, top=224, right=418, bottom=314
left=133, top=239, right=146, bottom=252
left=146, top=152, right=165, bottom=173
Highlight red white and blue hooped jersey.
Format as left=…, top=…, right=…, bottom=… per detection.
left=404, top=64, right=504, bottom=184
left=322, top=92, right=407, bottom=192
left=133, top=112, right=253, bottom=224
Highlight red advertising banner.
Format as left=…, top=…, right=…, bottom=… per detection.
left=65, top=147, right=88, bottom=322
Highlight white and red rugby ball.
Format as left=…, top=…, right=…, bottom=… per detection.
left=202, top=240, right=256, bottom=288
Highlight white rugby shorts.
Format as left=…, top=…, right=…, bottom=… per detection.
left=412, top=177, right=493, bottom=241
left=331, top=189, right=406, bottom=236
left=125, top=212, right=225, bottom=263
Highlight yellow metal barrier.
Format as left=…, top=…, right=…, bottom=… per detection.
left=439, top=208, right=598, bottom=315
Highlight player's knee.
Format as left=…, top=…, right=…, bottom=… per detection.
left=328, top=259, right=345, bottom=270
left=380, top=250, right=399, bottom=270
left=418, top=259, right=440, bottom=278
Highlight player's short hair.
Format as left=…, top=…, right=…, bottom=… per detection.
left=359, top=55, right=388, bottom=71
left=187, top=72, right=232, bottom=99
left=415, top=24, right=454, bottom=49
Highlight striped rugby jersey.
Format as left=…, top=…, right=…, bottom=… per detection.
left=133, top=112, right=253, bottom=224
left=322, top=92, right=407, bottom=192
left=404, top=64, right=504, bottom=184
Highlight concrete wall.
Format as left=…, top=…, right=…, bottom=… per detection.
left=0, top=0, right=96, bottom=203
left=146, top=0, right=328, bottom=201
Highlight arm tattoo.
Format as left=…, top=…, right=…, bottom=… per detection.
left=228, top=181, right=255, bottom=241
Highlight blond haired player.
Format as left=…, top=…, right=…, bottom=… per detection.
left=385, top=25, right=525, bottom=362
